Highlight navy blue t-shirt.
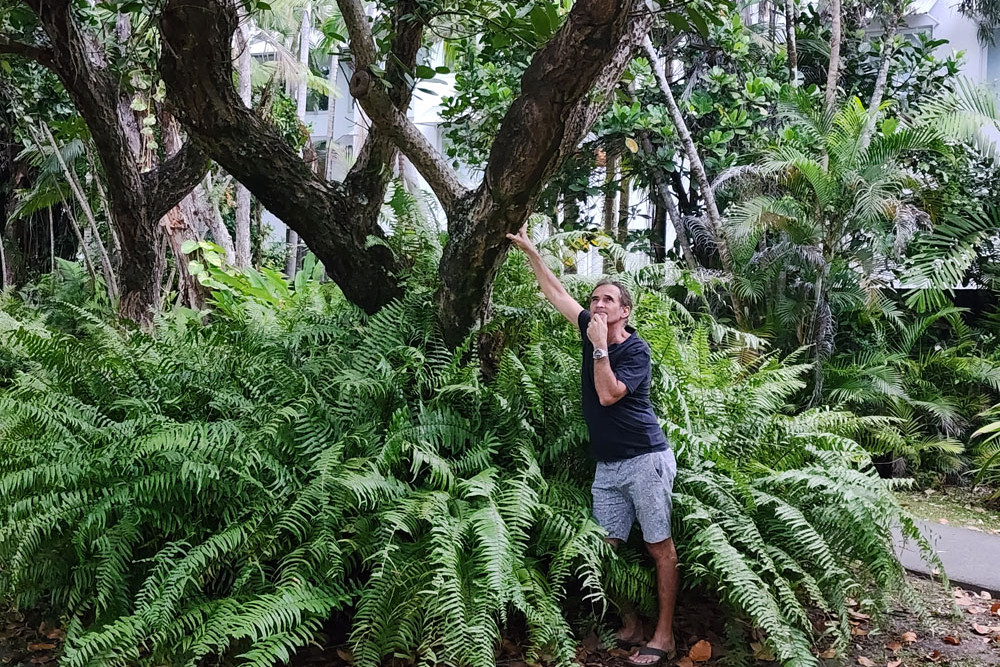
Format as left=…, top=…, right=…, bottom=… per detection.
left=578, top=310, right=668, bottom=462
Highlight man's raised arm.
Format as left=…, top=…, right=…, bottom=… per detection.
left=506, top=223, right=584, bottom=325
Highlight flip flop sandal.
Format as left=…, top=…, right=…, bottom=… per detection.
left=625, top=646, right=676, bottom=666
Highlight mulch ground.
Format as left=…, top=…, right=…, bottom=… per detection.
left=3, top=576, right=998, bottom=666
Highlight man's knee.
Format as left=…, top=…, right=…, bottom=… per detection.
left=606, top=537, right=624, bottom=550
left=645, top=537, right=677, bottom=562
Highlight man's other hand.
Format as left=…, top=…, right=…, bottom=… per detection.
left=588, top=313, right=608, bottom=348
left=506, top=222, right=537, bottom=254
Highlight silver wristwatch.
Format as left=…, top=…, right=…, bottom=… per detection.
left=593, top=348, right=609, bottom=360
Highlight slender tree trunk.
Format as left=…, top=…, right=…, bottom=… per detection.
left=824, top=0, right=842, bottom=118
left=62, top=204, right=99, bottom=290
left=234, top=5, right=253, bottom=267
left=643, top=37, right=745, bottom=324
left=785, top=0, right=798, bottom=84
left=602, top=148, right=618, bottom=272
left=617, top=174, right=630, bottom=247
left=286, top=2, right=311, bottom=277
left=36, top=122, right=120, bottom=302
left=48, top=205, right=54, bottom=273
left=616, top=173, right=629, bottom=271
left=83, top=144, right=121, bottom=260
left=641, top=135, right=696, bottom=269
left=325, top=53, right=340, bottom=180
left=858, top=17, right=900, bottom=153
left=650, top=201, right=667, bottom=264
left=13, top=0, right=208, bottom=324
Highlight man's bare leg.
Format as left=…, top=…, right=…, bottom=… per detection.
left=606, top=538, right=645, bottom=645
left=629, top=538, right=678, bottom=664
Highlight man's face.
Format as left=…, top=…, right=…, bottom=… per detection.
left=590, top=284, right=629, bottom=325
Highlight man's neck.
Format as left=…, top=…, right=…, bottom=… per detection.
left=607, top=324, right=630, bottom=346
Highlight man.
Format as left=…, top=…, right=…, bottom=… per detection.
left=506, top=224, right=678, bottom=666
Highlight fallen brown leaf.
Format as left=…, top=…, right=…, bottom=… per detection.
left=849, top=610, right=872, bottom=621
left=336, top=648, right=354, bottom=664
left=991, top=602, right=1000, bottom=615
left=901, top=631, right=918, bottom=643
left=687, top=640, right=712, bottom=663
left=887, top=661, right=902, bottom=667
left=967, top=605, right=987, bottom=614
left=851, top=627, right=870, bottom=636
left=750, top=641, right=775, bottom=661
left=982, top=591, right=993, bottom=600
left=925, top=650, right=944, bottom=663
left=675, top=658, right=694, bottom=667
left=885, top=641, right=902, bottom=652
left=44, top=628, right=64, bottom=641
left=973, top=623, right=992, bottom=635
left=818, top=648, right=837, bottom=659
left=942, top=635, right=961, bottom=645
left=608, top=648, right=630, bottom=659
left=857, top=657, right=876, bottom=667
left=27, top=643, right=56, bottom=652
left=955, top=597, right=975, bottom=607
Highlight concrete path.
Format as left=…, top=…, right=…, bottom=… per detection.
left=894, top=518, right=1000, bottom=595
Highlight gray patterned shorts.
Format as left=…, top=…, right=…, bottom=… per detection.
left=591, top=449, right=676, bottom=544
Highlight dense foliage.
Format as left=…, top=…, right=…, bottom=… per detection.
left=0, top=243, right=934, bottom=667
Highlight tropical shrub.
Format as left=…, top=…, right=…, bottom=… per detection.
left=0, top=247, right=933, bottom=667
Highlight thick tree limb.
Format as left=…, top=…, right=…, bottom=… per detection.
left=343, top=0, right=426, bottom=230
left=435, top=1, right=651, bottom=343
left=0, top=36, right=54, bottom=66
left=338, top=0, right=468, bottom=211
left=143, top=136, right=209, bottom=222
left=159, top=0, right=403, bottom=313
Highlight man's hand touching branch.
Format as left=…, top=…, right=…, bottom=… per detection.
left=506, top=223, right=583, bottom=324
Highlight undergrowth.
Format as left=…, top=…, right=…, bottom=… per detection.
left=0, top=234, right=935, bottom=666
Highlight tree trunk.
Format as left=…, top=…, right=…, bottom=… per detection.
left=824, top=0, right=842, bottom=118
left=36, top=122, right=120, bottom=303
left=435, top=2, right=652, bottom=345
left=858, top=15, right=901, bottom=153
left=785, top=0, right=798, bottom=84
left=9, top=0, right=208, bottom=325
left=650, top=201, right=666, bottom=264
left=160, top=0, right=650, bottom=345
left=640, top=134, right=696, bottom=269
left=643, top=37, right=745, bottom=324
left=617, top=173, right=630, bottom=247
left=602, top=148, right=618, bottom=272
left=325, top=53, right=340, bottom=181
left=233, top=4, right=253, bottom=268
left=159, top=0, right=415, bottom=313
left=616, top=173, right=630, bottom=272
left=285, top=2, right=311, bottom=278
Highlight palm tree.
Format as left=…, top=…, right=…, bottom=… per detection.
left=723, top=91, right=948, bottom=400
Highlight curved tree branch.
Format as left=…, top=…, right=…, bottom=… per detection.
left=338, top=0, right=468, bottom=211
left=144, top=130, right=210, bottom=222
left=159, top=0, right=403, bottom=313
left=0, top=36, right=54, bottom=66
